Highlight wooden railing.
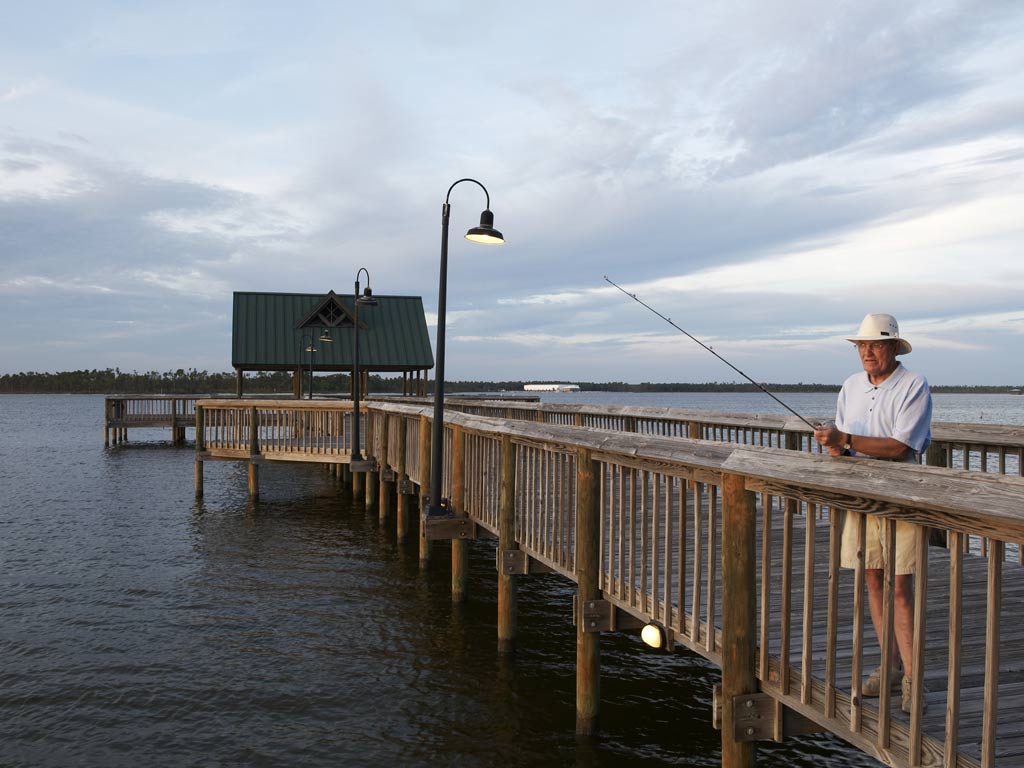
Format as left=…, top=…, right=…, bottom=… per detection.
left=437, top=399, right=1024, bottom=477
left=360, top=401, right=1024, bottom=768
left=196, top=399, right=364, bottom=462
left=104, top=395, right=203, bottom=445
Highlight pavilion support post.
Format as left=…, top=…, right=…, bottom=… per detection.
left=451, top=426, right=468, bottom=603
left=575, top=448, right=601, bottom=736
left=194, top=405, right=205, bottom=499
left=396, top=417, right=410, bottom=542
left=236, top=369, right=243, bottom=398
left=418, top=414, right=432, bottom=566
left=721, top=472, right=757, bottom=768
left=497, top=434, right=518, bottom=651
left=293, top=369, right=301, bottom=399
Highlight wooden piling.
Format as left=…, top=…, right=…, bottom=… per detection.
left=378, top=416, right=391, bottom=524
left=247, top=406, right=259, bottom=501
left=353, top=468, right=365, bottom=502
left=418, top=414, right=432, bottom=565
left=721, top=472, right=757, bottom=768
left=366, top=468, right=378, bottom=511
left=396, top=417, right=409, bottom=542
left=497, top=434, right=518, bottom=651
left=194, top=405, right=204, bottom=498
left=575, top=447, right=600, bottom=736
left=451, top=427, right=468, bottom=603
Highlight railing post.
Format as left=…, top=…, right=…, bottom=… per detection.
left=418, top=414, right=432, bottom=565
left=247, top=406, right=259, bottom=500
left=575, top=447, right=601, bottom=736
left=784, top=430, right=800, bottom=453
left=497, top=434, right=517, bottom=650
left=721, top=472, right=757, bottom=768
left=925, top=442, right=947, bottom=468
left=451, top=426, right=468, bottom=603
left=194, top=405, right=205, bottom=498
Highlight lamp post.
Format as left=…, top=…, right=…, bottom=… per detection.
left=317, top=327, right=333, bottom=396
left=307, top=333, right=319, bottom=400
left=297, top=332, right=316, bottom=399
left=298, top=328, right=333, bottom=399
left=350, top=268, right=378, bottom=471
left=427, top=178, right=504, bottom=517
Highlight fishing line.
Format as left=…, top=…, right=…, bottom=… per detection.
left=603, top=275, right=820, bottom=430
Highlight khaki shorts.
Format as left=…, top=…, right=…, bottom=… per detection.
left=840, top=512, right=917, bottom=575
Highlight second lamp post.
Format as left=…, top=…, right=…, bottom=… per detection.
left=349, top=267, right=377, bottom=471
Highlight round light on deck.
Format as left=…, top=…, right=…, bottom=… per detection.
left=641, top=623, right=665, bottom=649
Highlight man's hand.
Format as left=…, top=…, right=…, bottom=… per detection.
left=814, top=422, right=844, bottom=450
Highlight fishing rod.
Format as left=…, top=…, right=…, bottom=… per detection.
left=603, top=275, right=820, bottom=430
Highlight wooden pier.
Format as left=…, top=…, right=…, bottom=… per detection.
left=187, top=397, right=1024, bottom=767
left=104, top=395, right=201, bottom=446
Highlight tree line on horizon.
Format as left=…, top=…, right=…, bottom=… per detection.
left=0, top=369, right=1018, bottom=395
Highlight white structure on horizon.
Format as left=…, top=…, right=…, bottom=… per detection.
left=524, top=383, right=580, bottom=392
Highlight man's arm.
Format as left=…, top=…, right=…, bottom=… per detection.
left=813, top=423, right=913, bottom=460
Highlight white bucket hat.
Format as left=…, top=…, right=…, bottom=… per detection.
left=846, top=313, right=912, bottom=355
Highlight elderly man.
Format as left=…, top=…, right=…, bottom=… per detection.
left=813, top=313, right=932, bottom=714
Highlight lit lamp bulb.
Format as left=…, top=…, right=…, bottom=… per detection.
left=641, top=623, right=665, bottom=649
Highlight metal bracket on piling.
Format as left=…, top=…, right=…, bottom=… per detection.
left=422, top=514, right=477, bottom=541
left=711, top=688, right=823, bottom=741
left=381, top=467, right=396, bottom=482
left=574, top=598, right=646, bottom=633
left=350, top=457, right=378, bottom=473
left=397, top=476, right=415, bottom=495
left=496, top=549, right=554, bottom=575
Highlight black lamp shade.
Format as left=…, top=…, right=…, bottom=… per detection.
left=465, top=209, right=504, bottom=244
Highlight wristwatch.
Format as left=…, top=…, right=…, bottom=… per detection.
left=842, top=433, right=853, bottom=451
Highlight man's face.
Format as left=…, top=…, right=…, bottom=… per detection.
left=857, top=340, right=898, bottom=379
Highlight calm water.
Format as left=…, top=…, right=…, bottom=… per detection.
left=2, top=393, right=1015, bottom=767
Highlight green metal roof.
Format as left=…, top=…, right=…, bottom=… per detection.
left=232, top=291, right=434, bottom=372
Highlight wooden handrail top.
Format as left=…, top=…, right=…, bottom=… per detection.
left=366, top=400, right=1024, bottom=542
left=196, top=398, right=357, bottom=410
left=443, top=397, right=1024, bottom=447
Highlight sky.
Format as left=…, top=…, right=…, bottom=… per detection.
left=1, top=1, right=1022, bottom=385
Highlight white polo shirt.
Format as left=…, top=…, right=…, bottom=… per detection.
left=836, top=363, right=932, bottom=459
